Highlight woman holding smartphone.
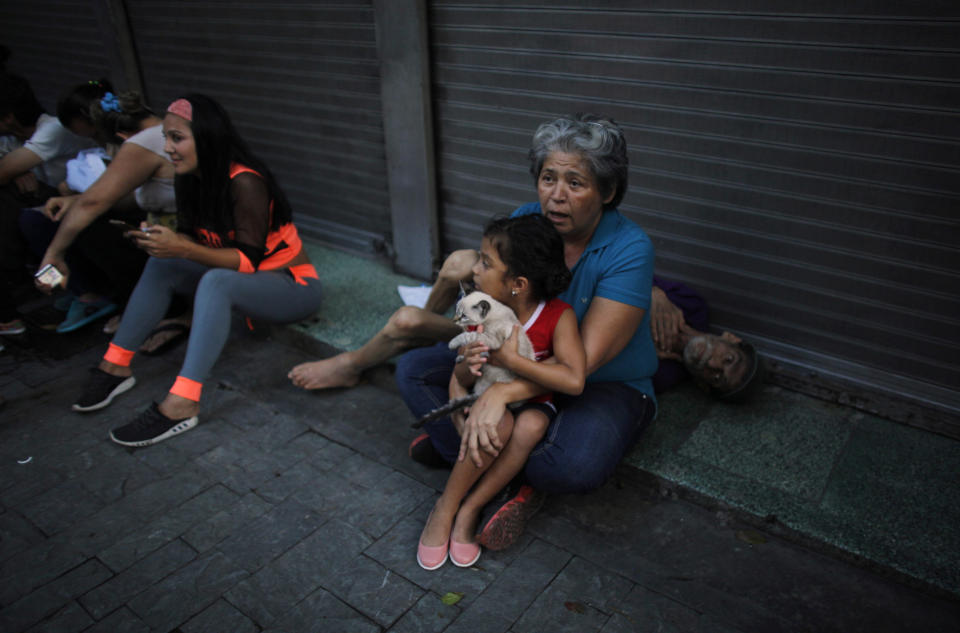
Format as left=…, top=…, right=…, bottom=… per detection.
left=72, top=94, right=322, bottom=448
left=29, top=85, right=175, bottom=332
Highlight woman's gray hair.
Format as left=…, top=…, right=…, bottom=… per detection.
left=528, top=113, right=629, bottom=210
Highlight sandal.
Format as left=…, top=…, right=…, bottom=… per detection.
left=140, top=321, right=190, bottom=356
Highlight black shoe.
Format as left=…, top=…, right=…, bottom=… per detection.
left=72, top=367, right=137, bottom=412
left=408, top=433, right=451, bottom=469
left=476, top=484, right=545, bottom=551
left=110, top=402, right=198, bottom=447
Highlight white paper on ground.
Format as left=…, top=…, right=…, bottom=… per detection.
left=397, top=285, right=431, bottom=308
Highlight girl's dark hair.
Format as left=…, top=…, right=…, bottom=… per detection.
left=483, top=214, right=571, bottom=302
left=172, top=93, right=293, bottom=235
left=90, top=90, right=154, bottom=143
left=56, top=79, right=114, bottom=129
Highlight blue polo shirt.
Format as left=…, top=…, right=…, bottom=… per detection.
left=512, top=203, right=658, bottom=400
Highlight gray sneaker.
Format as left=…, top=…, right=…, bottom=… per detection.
left=110, top=403, right=198, bottom=447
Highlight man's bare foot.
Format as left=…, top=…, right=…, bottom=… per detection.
left=288, top=353, right=362, bottom=390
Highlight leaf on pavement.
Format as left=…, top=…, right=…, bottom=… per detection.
left=736, top=529, right=768, bottom=545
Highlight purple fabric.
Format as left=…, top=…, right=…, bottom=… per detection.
left=652, top=275, right=709, bottom=393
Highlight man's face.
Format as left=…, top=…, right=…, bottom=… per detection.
left=683, top=332, right=749, bottom=394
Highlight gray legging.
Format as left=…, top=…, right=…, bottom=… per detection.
left=112, top=256, right=322, bottom=388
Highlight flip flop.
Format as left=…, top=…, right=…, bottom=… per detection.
left=140, top=321, right=190, bottom=356
left=56, top=298, right=117, bottom=334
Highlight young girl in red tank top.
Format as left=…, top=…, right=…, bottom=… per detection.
left=417, top=214, right=586, bottom=570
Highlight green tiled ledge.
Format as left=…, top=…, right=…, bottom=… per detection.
left=626, top=382, right=960, bottom=598
left=289, top=243, right=426, bottom=352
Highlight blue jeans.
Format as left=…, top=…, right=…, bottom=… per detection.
left=396, top=343, right=655, bottom=494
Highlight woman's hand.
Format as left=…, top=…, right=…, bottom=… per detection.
left=650, top=286, right=684, bottom=354
left=34, top=255, right=70, bottom=294
left=458, top=383, right=509, bottom=467
left=43, top=195, right=78, bottom=222
left=656, top=347, right=683, bottom=361
left=132, top=225, right=189, bottom=258
left=460, top=339, right=490, bottom=377
left=14, top=172, right=38, bottom=195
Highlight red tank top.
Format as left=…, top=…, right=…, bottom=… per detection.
left=522, top=298, right=572, bottom=404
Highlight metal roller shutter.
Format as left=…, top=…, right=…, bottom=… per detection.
left=428, top=2, right=960, bottom=429
left=0, top=1, right=113, bottom=113
left=124, top=0, right=391, bottom=254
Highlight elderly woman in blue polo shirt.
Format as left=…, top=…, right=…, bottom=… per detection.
left=396, top=113, right=657, bottom=552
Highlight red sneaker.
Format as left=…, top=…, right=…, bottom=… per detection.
left=408, top=433, right=450, bottom=469
left=476, top=485, right=545, bottom=551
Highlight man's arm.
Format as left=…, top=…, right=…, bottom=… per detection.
left=0, top=147, right=42, bottom=186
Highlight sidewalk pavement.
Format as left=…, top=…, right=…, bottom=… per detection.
left=1, top=313, right=959, bottom=633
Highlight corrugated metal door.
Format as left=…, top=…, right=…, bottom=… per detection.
left=0, top=1, right=113, bottom=112
left=124, top=0, right=391, bottom=254
left=428, top=2, right=959, bottom=421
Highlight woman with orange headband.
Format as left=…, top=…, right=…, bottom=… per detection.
left=72, top=93, right=322, bottom=447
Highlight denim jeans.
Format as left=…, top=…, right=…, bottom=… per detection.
left=395, top=342, right=655, bottom=494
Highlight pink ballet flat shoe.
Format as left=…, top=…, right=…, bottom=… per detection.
left=417, top=538, right=449, bottom=571
left=449, top=539, right=481, bottom=568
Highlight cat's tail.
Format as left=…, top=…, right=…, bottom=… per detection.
left=411, top=394, right=479, bottom=428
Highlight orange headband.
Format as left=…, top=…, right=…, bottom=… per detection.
left=167, top=98, right=193, bottom=121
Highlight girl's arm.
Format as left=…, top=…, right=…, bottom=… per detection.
left=43, top=143, right=163, bottom=259
left=37, top=144, right=166, bottom=290
left=493, top=308, right=586, bottom=395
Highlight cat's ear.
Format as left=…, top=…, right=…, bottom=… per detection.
left=477, top=300, right=490, bottom=319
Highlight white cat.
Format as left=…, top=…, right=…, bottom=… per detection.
left=412, top=291, right=535, bottom=428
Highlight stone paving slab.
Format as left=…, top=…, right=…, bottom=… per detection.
left=1, top=328, right=959, bottom=632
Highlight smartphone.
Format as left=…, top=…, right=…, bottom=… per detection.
left=35, top=263, right=64, bottom=287
left=108, top=219, right=151, bottom=233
